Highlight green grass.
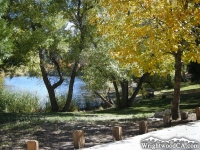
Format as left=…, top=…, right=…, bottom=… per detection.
left=157, top=83, right=200, bottom=93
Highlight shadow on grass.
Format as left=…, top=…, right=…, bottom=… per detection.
left=179, top=89, right=200, bottom=111
left=0, top=113, right=45, bottom=124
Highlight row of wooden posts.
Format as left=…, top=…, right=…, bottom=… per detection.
left=27, top=107, right=200, bottom=150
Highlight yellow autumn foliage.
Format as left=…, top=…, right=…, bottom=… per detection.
left=90, top=0, right=200, bottom=77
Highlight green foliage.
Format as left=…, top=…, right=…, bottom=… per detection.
left=0, top=88, right=41, bottom=113
left=3, top=0, right=68, bottom=73
left=144, top=74, right=174, bottom=90
left=0, top=0, right=13, bottom=65
left=81, top=37, right=134, bottom=95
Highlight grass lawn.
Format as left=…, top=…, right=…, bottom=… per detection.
left=0, top=83, right=200, bottom=149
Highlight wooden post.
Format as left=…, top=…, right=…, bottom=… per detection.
left=27, top=140, right=39, bottom=150
left=195, top=107, right=200, bottom=120
left=181, top=112, right=188, bottom=120
left=139, top=121, right=148, bottom=134
left=163, top=115, right=171, bottom=127
left=112, top=126, right=122, bottom=141
left=73, top=130, right=85, bottom=149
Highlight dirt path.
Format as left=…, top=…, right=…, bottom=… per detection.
left=0, top=113, right=197, bottom=150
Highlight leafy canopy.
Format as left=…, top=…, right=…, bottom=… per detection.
left=91, top=0, right=200, bottom=76
left=5, top=0, right=68, bottom=75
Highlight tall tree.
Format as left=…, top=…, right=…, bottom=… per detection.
left=5, top=0, right=67, bottom=111
left=81, top=31, right=150, bottom=108
left=92, top=0, right=200, bottom=119
left=61, top=0, right=97, bottom=111
left=4, top=0, right=98, bottom=112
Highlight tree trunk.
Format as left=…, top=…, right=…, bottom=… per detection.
left=61, top=0, right=86, bottom=112
left=112, top=74, right=149, bottom=108
left=120, top=80, right=129, bottom=108
left=94, top=91, right=113, bottom=107
left=47, top=87, right=59, bottom=112
left=171, top=50, right=182, bottom=120
left=62, top=62, right=78, bottom=112
left=128, top=73, right=149, bottom=106
left=39, top=50, right=60, bottom=112
left=112, top=79, right=121, bottom=108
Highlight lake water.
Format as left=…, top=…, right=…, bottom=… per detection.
left=4, top=76, right=101, bottom=109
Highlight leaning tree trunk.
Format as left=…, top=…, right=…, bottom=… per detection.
left=62, top=62, right=78, bottom=112
left=171, top=50, right=182, bottom=120
left=94, top=91, right=113, bottom=107
left=128, top=73, right=149, bottom=106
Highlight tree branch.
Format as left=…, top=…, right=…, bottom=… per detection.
left=50, top=54, right=64, bottom=89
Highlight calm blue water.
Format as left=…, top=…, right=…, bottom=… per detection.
left=4, top=76, right=89, bottom=107
left=5, top=76, right=86, bottom=100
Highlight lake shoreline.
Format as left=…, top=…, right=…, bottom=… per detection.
left=3, top=76, right=103, bottom=110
